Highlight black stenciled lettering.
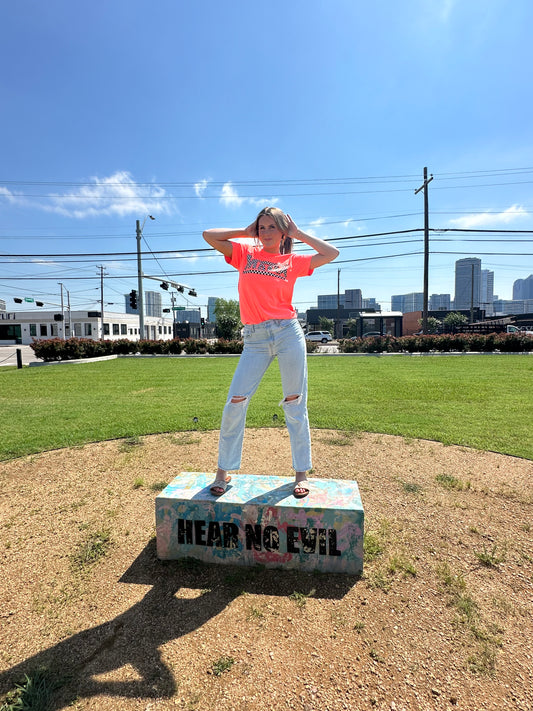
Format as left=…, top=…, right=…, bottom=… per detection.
left=194, top=520, right=206, bottom=546
left=245, top=524, right=262, bottom=551
left=328, top=529, right=342, bottom=556
left=287, top=526, right=300, bottom=553
left=206, top=521, right=222, bottom=548
left=263, top=526, right=280, bottom=552
left=318, top=528, right=327, bottom=555
left=177, top=519, right=193, bottom=545
left=223, top=522, right=239, bottom=549
left=300, top=527, right=317, bottom=554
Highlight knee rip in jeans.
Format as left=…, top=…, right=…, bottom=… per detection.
left=280, top=394, right=302, bottom=406
left=230, top=395, right=247, bottom=404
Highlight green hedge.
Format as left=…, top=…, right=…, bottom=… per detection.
left=338, top=333, right=533, bottom=353
left=30, top=337, right=247, bottom=361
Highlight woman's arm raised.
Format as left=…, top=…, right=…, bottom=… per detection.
left=286, top=215, right=339, bottom=268
left=203, top=223, right=256, bottom=258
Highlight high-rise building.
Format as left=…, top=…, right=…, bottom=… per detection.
left=429, top=294, right=451, bottom=311
left=344, top=289, right=362, bottom=309
left=362, top=297, right=381, bottom=311
left=481, top=270, right=494, bottom=315
left=513, top=274, right=533, bottom=300
left=454, top=258, right=481, bottom=310
left=391, top=293, right=423, bottom=313
left=145, top=291, right=162, bottom=318
left=207, top=296, right=219, bottom=322
left=317, top=293, right=345, bottom=309
left=391, top=295, right=405, bottom=312
left=493, top=299, right=526, bottom=315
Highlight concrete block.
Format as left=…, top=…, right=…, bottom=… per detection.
left=156, top=473, right=364, bottom=574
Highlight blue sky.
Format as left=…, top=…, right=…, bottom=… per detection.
left=1, top=0, right=533, bottom=317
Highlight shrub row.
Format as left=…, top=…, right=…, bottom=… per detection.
left=30, top=337, right=245, bottom=361
left=338, top=332, right=533, bottom=353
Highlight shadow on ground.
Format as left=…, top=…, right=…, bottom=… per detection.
left=0, top=538, right=359, bottom=708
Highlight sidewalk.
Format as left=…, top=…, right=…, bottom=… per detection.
left=0, top=345, right=40, bottom=367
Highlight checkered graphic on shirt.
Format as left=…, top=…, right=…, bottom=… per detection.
left=243, top=254, right=289, bottom=281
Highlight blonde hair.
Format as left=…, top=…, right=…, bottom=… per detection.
left=252, top=206, right=293, bottom=254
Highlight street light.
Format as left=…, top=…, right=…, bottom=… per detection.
left=136, top=215, right=156, bottom=339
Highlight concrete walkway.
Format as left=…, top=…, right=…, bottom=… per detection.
left=0, top=345, right=41, bottom=367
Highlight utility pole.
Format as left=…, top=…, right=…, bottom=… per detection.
left=470, top=263, right=475, bottom=323
left=337, top=268, right=341, bottom=339
left=136, top=220, right=145, bottom=340
left=414, top=167, right=434, bottom=334
left=98, top=266, right=107, bottom=339
left=136, top=216, right=156, bottom=340
left=58, top=282, right=66, bottom=340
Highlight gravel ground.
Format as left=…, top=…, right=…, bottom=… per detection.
left=1, top=429, right=532, bottom=711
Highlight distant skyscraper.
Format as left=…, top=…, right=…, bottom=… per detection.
left=145, top=291, right=162, bottom=318
left=481, top=270, right=494, bottom=315
left=207, top=296, right=219, bottom=322
left=344, top=289, right=362, bottom=309
left=454, top=258, right=481, bottom=310
left=513, top=274, right=533, bottom=300
left=362, top=297, right=381, bottom=311
left=391, top=295, right=405, bottom=312
left=317, top=293, right=345, bottom=309
left=429, top=294, right=451, bottom=311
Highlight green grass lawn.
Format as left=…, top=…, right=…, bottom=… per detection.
left=1, top=355, right=532, bottom=461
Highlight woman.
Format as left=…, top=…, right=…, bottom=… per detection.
left=203, top=207, right=339, bottom=497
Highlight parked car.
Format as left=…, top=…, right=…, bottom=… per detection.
left=305, top=330, right=333, bottom=343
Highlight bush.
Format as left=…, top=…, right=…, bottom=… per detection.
left=207, top=339, right=244, bottom=354
left=337, top=333, right=533, bottom=354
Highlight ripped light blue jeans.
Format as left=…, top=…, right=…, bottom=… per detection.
left=218, top=318, right=312, bottom=473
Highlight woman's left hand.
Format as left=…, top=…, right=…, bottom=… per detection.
left=285, top=214, right=299, bottom=238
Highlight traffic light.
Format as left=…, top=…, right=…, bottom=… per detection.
left=14, top=298, right=23, bottom=303
left=201, top=317, right=205, bottom=326
left=129, top=290, right=138, bottom=309
left=36, top=301, right=44, bottom=307
left=160, top=282, right=169, bottom=290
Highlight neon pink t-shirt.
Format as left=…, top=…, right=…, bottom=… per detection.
left=225, top=242, right=314, bottom=324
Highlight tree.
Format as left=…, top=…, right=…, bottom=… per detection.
left=214, top=298, right=242, bottom=340
left=443, top=312, right=468, bottom=333
left=418, top=316, right=441, bottom=334
left=318, top=316, right=335, bottom=334
left=345, top=318, right=359, bottom=338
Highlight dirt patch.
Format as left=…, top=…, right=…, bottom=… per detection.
left=1, top=429, right=532, bottom=711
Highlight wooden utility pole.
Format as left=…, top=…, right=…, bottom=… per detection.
left=414, top=167, right=434, bottom=334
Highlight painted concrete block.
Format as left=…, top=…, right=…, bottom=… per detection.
left=155, top=473, right=364, bottom=574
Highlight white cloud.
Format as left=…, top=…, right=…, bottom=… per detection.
left=194, top=179, right=209, bottom=197
left=220, top=182, right=245, bottom=208
left=449, top=204, right=529, bottom=229
left=0, top=186, right=27, bottom=206
left=219, top=181, right=278, bottom=209
left=39, top=172, right=172, bottom=219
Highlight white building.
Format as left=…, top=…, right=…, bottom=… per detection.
left=0, top=309, right=175, bottom=346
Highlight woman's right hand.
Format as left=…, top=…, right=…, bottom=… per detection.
left=244, top=221, right=257, bottom=237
